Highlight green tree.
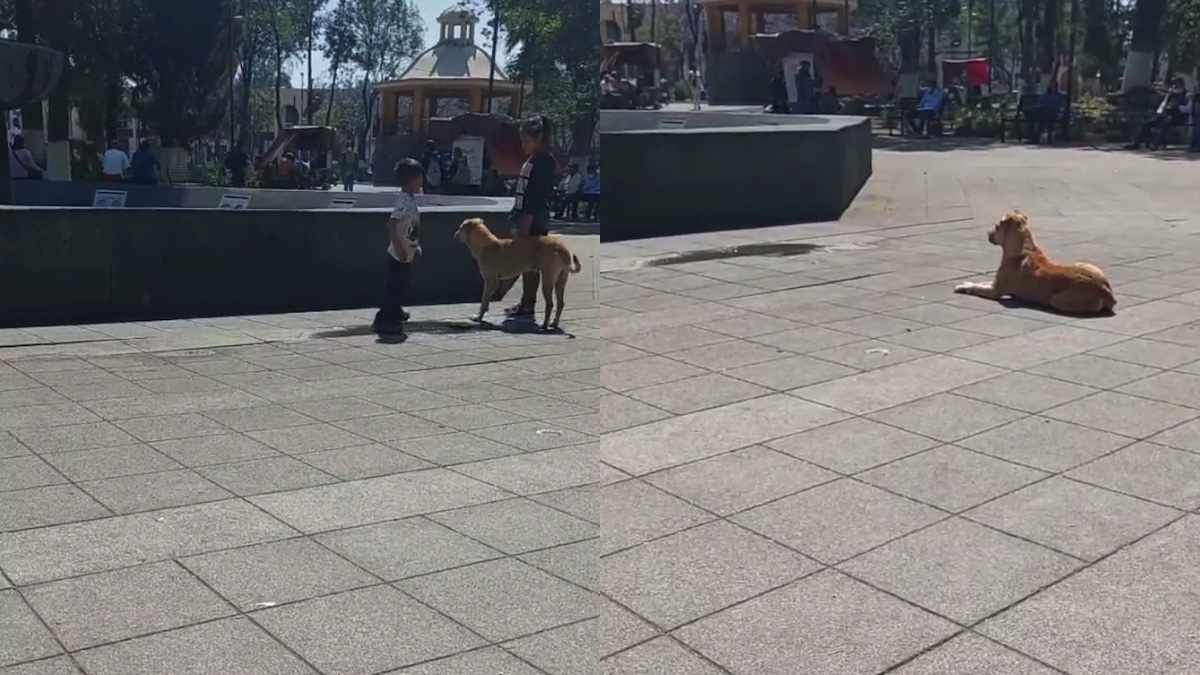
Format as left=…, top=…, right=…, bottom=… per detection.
left=320, top=1, right=358, bottom=127
left=339, top=0, right=424, bottom=147
left=127, top=0, right=237, bottom=150
left=1123, top=0, right=1167, bottom=90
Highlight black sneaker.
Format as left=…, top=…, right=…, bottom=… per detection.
left=400, top=309, right=410, bottom=322
left=504, top=303, right=535, bottom=318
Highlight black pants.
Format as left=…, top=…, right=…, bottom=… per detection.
left=557, top=193, right=582, bottom=220
left=1135, top=112, right=1187, bottom=147
left=230, top=172, right=246, bottom=188
left=491, top=212, right=550, bottom=309
left=1026, top=109, right=1057, bottom=142
left=374, top=256, right=410, bottom=326
left=907, top=109, right=937, bottom=136
left=583, top=194, right=599, bottom=220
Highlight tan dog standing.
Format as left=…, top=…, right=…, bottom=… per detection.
left=954, top=211, right=1116, bottom=314
left=454, top=218, right=583, bottom=330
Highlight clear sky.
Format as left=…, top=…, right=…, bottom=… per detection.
left=291, top=0, right=508, bottom=85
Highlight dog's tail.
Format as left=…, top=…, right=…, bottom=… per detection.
left=568, top=254, right=582, bottom=274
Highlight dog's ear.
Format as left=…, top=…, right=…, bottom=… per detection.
left=1009, top=210, right=1029, bottom=227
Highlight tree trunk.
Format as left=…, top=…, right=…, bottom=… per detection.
left=926, top=25, right=936, bottom=76
left=305, top=6, right=314, bottom=124
left=1122, top=0, right=1167, bottom=91
left=1018, top=0, right=1036, bottom=92
left=274, top=40, right=284, bottom=133
left=103, top=75, right=121, bottom=142
left=14, top=0, right=46, bottom=160
left=1039, top=0, right=1060, bottom=79
left=45, top=0, right=72, bottom=180
left=239, top=47, right=256, bottom=147
left=324, top=63, right=339, bottom=127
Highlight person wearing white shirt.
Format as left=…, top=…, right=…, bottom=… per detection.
left=101, top=139, right=130, bottom=182
left=555, top=163, right=583, bottom=220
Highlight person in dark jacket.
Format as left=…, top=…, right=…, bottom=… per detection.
left=492, top=114, right=557, bottom=319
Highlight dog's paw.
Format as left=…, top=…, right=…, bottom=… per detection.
left=471, top=314, right=485, bottom=323
left=953, top=283, right=974, bottom=294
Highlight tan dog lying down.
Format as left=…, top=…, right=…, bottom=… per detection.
left=954, top=211, right=1116, bottom=314
left=453, top=218, right=582, bottom=330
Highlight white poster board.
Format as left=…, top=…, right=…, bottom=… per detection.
left=782, top=53, right=817, bottom=104
left=92, top=189, right=127, bottom=208
left=330, top=198, right=356, bottom=208
left=451, top=135, right=484, bottom=186
left=218, top=194, right=251, bottom=209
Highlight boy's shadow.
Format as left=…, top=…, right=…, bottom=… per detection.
left=307, top=319, right=575, bottom=343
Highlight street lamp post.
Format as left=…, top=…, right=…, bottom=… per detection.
left=229, top=8, right=244, bottom=148
left=486, top=2, right=499, bottom=114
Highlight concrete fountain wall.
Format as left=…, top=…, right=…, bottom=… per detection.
left=599, top=109, right=872, bottom=241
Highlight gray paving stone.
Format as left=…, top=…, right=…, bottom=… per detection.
left=668, top=340, right=796, bottom=372
left=734, top=478, right=944, bottom=564
left=0, top=484, right=111, bottom=531
left=944, top=314, right=1052, bottom=338
left=429, top=498, right=596, bottom=555
left=600, top=356, right=708, bottom=392
left=201, top=404, right=313, bottom=432
left=0, top=456, right=66, bottom=492
left=611, top=325, right=732, bottom=354
left=502, top=619, right=594, bottom=674
left=10, top=422, right=137, bottom=455
left=193, top=456, right=336, bottom=495
left=412, top=403, right=520, bottom=431
left=180, top=537, right=376, bottom=610
left=859, top=445, right=1048, bottom=512
left=674, top=570, right=957, bottom=674
left=72, top=616, right=317, bottom=675
left=891, top=632, right=1059, bottom=674
left=599, top=599, right=658, bottom=657
left=151, top=433, right=281, bottom=467
left=1028, top=353, right=1161, bottom=389
left=600, top=479, right=714, bottom=554
left=979, top=515, right=1200, bottom=675
left=453, top=445, right=595, bottom=495
left=0, top=656, right=83, bottom=674
left=791, top=355, right=1004, bottom=414
left=602, top=394, right=846, bottom=476
left=601, top=637, right=725, bottom=674
left=333, top=411, right=455, bottom=443
left=0, top=591, right=62, bottom=667
left=723, top=354, right=860, bottom=391
left=1067, top=442, right=1200, bottom=509
left=295, top=444, right=432, bottom=480
left=953, top=372, right=1097, bottom=413
left=645, top=446, right=838, bottom=515
left=626, top=372, right=771, bottom=415
left=599, top=392, right=672, bottom=432
left=284, top=396, right=396, bottom=422
left=256, top=585, right=484, bottom=674
left=77, top=469, right=231, bottom=514
left=246, top=422, right=369, bottom=455
left=1043, top=391, right=1200, bottom=438
left=249, top=468, right=510, bottom=533
left=113, top=413, right=230, bottom=442
left=397, top=431, right=523, bottom=465
left=0, top=433, right=30, bottom=460
left=398, top=558, right=596, bottom=642
left=533, top=485, right=597, bottom=524
left=390, top=647, right=542, bottom=674
left=39, top=444, right=181, bottom=482
left=965, top=477, right=1180, bottom=561
left=957, top=417, right=1132, bottom=472
left=603, top=520, right=818, bottom=629
left=316, top=517, right=502, bottom=581
left=765, top=417, right=939, bottom=473
left=519, top=538, right=597, bottom=590
left=472, top=420, right=596, bottom=452
left=883, top=325, right=997, bottom=353
left=867, top=394, right=1028, bottom=443
left=0, top=499, right=296, bottom=585
left=1117, top=370, right=1200, bottom=409
left=950, top=325, right=1124, bottom=370
left=1091, top=337, right=1200, bottom=369
left=840, top=518, right=1081, bottom=624
left=1147, top=416, right=1200, bottom=453
left=22, top=561, right=234, bottom=650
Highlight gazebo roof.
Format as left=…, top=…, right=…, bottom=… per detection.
left=376, top=5, right=520, bottom=90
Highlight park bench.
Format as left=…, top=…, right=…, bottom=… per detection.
left=999, top=94, right=1063, bottom=144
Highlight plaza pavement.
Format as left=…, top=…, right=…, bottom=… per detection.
left=0, top=236, right=598, bottom=674
left=599, top=141, right=1200, bottom=674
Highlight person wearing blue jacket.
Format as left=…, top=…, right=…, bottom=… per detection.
left=582, top=164, right=600, bottom=221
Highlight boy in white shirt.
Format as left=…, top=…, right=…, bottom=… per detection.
left=372, top=158, right=423, bottom=334
left=101, top=139, right=130, bottom=182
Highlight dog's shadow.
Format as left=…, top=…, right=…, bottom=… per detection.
left=307, top=319, right=576, bottom=342
left=996, top=297, right=1116, bottom=318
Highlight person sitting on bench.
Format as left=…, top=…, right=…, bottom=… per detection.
left=1028, top=83, right=1066, bottom=143
left=907, top=80, right=945, bottom=137
left=1128, top=77, right=1190, bottom=149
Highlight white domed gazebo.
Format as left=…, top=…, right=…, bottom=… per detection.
left=375, top=5, right=525, bottom=134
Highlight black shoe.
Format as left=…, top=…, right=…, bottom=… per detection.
left=400, top=309, right=410, bottom=322
left=371, top=321, right=404, bottom=334
left=504, top=303, right=535, bottom=318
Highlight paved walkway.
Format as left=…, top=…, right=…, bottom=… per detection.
left=600, top=144, right=1200, bottom=674
left=0, top=239, right=598, bottom=674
